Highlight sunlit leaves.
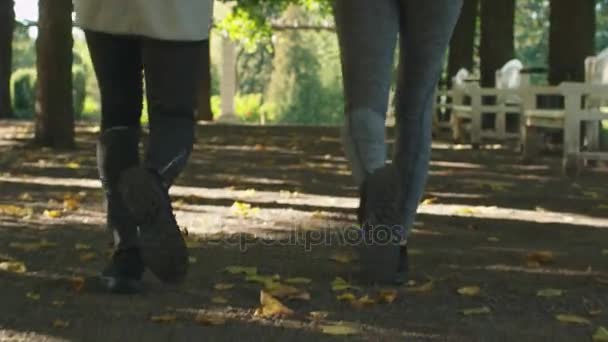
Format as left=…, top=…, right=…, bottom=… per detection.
left=457, top=286, right=481, bottom=297
left=555, top=314, right=591, bottom=325
left=536, top=288, right=563, bottom=298
left=0, top=261, right=27, bottom=273
left=319, top=323, right=360, bottom=336
left=0, top=204, right=33, bottom=218
left=254, top=290, right=294, bottom=318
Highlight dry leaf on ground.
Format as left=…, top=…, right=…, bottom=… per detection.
left=526, top=251, right=554, bottom=264
left=555, top=314, right=591, bottom=325
left=406, top=281, right=434, bottom=293
left=53, top=319, right=70, bottom=328
left=194, top=313, right=226, bottom=326
left=150, top=313, right=177, bottom=323
left=224, top=266, right=258, bottom=276
left=536, top=288, right=563, bottom=298
left=254, top=290, right=294, bottom=318
left=214, top=283, right=235, bottom=291
left=593, top=327, right=608, bottom=341
left=457, top=286, right=481, bottom=297
left=0, top=261, right=27, bottom=273
left=320, top=323, right=360, bottom=336
left=461, top=306, right=491, bottom=316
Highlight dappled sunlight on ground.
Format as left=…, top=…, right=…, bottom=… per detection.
left=1, top=122, right=608, bottom=340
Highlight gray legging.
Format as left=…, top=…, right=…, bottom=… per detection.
left=334, top=0, right=462, bottom=236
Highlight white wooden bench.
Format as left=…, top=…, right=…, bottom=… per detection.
left=520, top=48, right=608, bottom=175
left=450, top=60, right=524, bottom=147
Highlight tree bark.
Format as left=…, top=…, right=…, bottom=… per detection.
left=0, top=0, right=14, bottom=118
left=35, top=0, right=74, bottom=148
left=548, top=0, right=596, bottom=84
left=447, top=0, right=478, bottom=86
left=197, top=39, right=213, bottom=121
left=479, top=0, right=515, bottom=87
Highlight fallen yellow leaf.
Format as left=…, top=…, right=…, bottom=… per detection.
left=285, top=277, right=312, bottom=285
left=53, top=319, right=70, bottom=328
left=75, top=243, right=91, bottom=251
left=593, top=326, right=608, bottom=341
left=590, top=309, right=603, bottom=316
left=224, top=266, right=257, bottom=276
left=455, top=208, right=477, bottom=216
left=461, top=306, right=491, bottom=316
left=63, top=199, right=80, bottom=211
left=330, top=251, right=356, bottom=264
left=487, top=237, right=500, bottom=243
left=266, top=283, right=310, bottom=301
left=254, top=290, right=294, bottom=318
left=150, top=313, right=177, bottom=323
left=26, top=292, right=40, bottom=300
left=10, top=239, right=56, bottom=252
left=66, top=162, right=81, bottom=169
left=194, top=313, right=226, bottom=326
left=351, top=295, right=376, bottom=309
left=0, top=261, right=27, bottom=273
left=336, top=292, right=357, bottom=302
left=320, top=323, right=360, bottom=336
left=331, top=277, right=361, bottom=292
left=79, top=253, right=96, bottom=262
left=44, top=209, right=63, bottom=219
left=406, top=281, right=434, bottom=293
left=555, top=314, right=590, bottom=325
left=536, top=288, right=563, bottom=298
left=457, top=286, right=481, bottom=297
left=69, top=276, right=85, bottom=293
left=214, top=283, right=235, bottom=291
left=211, top=296, right=228, bottom=304
left=421, top=197, right=438, bottom=205
left=309, top=311, right=329, bottom=320
left=379, top=289, right=398, bottom=304
left=230, top=201, right=260, bottom=217
left=18, top=193, right=33, bottom=201
left=0, top=204, right=33, bottom=218
left=526, top=251, right=554, bottom=264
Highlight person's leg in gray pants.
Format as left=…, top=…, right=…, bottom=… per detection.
left=334, top=0, right=462, bottom=283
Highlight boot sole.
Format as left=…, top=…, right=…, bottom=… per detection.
left=118, top=167, right=188, bottom=283
left=355, top=228, right=400, bottom=285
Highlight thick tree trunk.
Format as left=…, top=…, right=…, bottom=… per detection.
left=548, top=0, right=596, bottom=84
left=197, top=39, right=213, bottom=121
left=479, top=0, right=515, bottom=87
left=447, top=0, right=478, bottom=85
left=0, top=0, right=14, bottom=118
left=35, top=0, right=74, bottom=148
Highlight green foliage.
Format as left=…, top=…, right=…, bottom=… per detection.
left=72, top=65, right=86, bottom=118
left=211, top=93, right=266, bottom=123
left=264, top=6, right=342, bottom=125
left=10, top=68, right=36, bottom=118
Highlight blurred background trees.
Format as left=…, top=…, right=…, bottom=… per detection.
left=1, top=0, right=608, bottom=148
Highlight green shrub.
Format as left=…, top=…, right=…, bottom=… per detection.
left=73, top=65, right=87, bottom=118
left=10, top=68, right=37, bottom=118
left=210, top=93, right=265, bottom=123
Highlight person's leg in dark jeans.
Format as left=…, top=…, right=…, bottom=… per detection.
left=334, top=0, right=462, bottom=284
left=86, top=31, right=204, bottom=292
left=114, top=38, right=204, bottom=284
left=86, top=31, right=145, bottom=293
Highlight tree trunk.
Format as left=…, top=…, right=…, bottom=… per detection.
left=447, top=0, right=478, bottom=86
left=197, top=39, right=213, bottom=121
left=479, top=0, right=515, bottom=87
left=35, top=0, right=74, bottom=148
left=0, top=0, right=14, bottom=118
left=548, top=0, right=596, bottom=84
